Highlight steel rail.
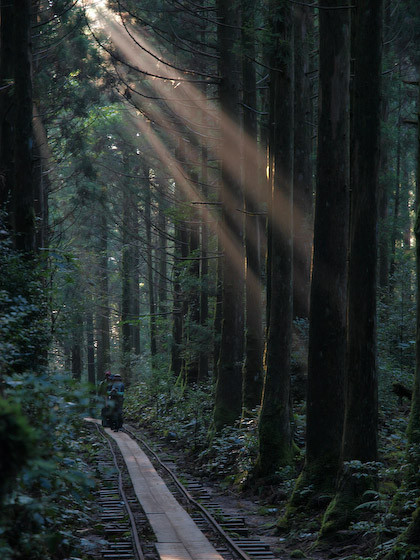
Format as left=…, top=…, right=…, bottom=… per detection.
left=95, top=423, right=145, bottom=560
left=123, top=425, right=253, bottom=560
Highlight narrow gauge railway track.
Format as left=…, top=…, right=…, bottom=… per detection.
left=121, top=424, right=281, bottom=560
left=88, top=420, right=281, bottom=560
left=93, top=423, right=147, bottom=560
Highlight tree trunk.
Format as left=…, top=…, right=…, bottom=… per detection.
left=0, top=0, right=14, bottom=215
left=86, top=309, right=96, bottom=387
left=12, top=0, right=35, bottom=253
left=212, top=231, right=223, bottom=381
left=293, top=3, right=313, bottom=320
left=241, top=0, right=264, bottom=415
left=300, top=0, right=350, bottom=500
left=132, top=204, right=141, bottom=356
left=389, top=77, right=402, bottom=291
left=157, top=181, right=168, bottom=316
left=256, top=0, right=294, bottom=475
left=96, top=207, right=111, bottom=379
left=213, top=0, right=244, bottom=432
left=322, top=0, right=383, bottom=534
left=121, top=179, right=133, bottom=381
left=32, top=109, right=50, bottom=250
left=187, top=171, right=200, bottom=383
left=145, top=171, right=157, bottom=363
left=378, top=1, right=391, bottom=291
left=198, top=142, right=209, bottom=380
left=343, top=0, right=382, bottom=467
left=71, top=312, right=83, bottom=381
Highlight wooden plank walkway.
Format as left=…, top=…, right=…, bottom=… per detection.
left=86, top=419, right=224, bottom=560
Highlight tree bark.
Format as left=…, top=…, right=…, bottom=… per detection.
left=241, top=0, right=264, bottom=414
left=12, top=0, right=35, bottom=253
left=293, top=3, right=313, bottom=320
left=198, top=142, right=209, bottom=380
left=132, top=203, right=141, bottom=356
left=187, top=171, right=200, bottom=383
left=256, top=0, right=294, bottom=475
left=96, top=205, right=111, bottom=379
left=145, top=170, right=157, bottom=363
left=121, top=178, right=134, bottom=381
left=0, top=0, right=14, bottom=215
left=343, top=0, right=382, bottom=466
left=303, top=0, right=350, bottom=498
left=322, top=0, right=383, bottom=535
left=71, top=312, right=83, bottom=381
left=378, top=1, right=391, bottom=291
left=213, top=0, right=244, bottom=432
left=86, top=309, right=96, bottom=387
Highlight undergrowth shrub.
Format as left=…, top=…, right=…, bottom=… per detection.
left=0, top=231, right=50, bottom=376
left=124, top=373, right=261, bottom=482
left=0, top=372, right=96, bottom=560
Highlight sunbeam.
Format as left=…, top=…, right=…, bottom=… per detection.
left=83, top=0, right=311, bottom=308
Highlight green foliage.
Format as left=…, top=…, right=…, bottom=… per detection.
left=0, top=399, right=37, bottom=500
left=0, top=372, right=97, bottom=559
left=0, top=230, right=50, bottom=375
left=124, top=372, right=262, bottom=483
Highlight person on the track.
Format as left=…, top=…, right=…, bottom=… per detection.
left=107, top=373, right=124, bottom=431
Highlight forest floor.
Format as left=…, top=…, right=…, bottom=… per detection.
left=137, top=425, right=381, bottom=560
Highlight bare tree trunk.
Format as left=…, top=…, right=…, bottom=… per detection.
left=186, top=171, right=200, bottom=383
left=389, top=76, right=402, bottom=291
left=121, top=179, right=134, bottom=382
left=72, top=312, right=83, bottom=381
left=0, top=0, right=14, bottom=214
left=12, top=0, right=35, bottom=253
left=86, top=309, right=96, bottom=387
left=198, top=142, right=209, bottom=380
left=242, top=0, right=263, bottom=414
left=378, top=1, right=391, bottom=291
left=343, top=0, right=382, bottom=467
left=293, top=3, right=313, bottom=320
left=213, top=0, right=244, bottom=432
left=145, top=171, right=157, bottom=363
left=322, top=0, right=383, bottom=534
left=157, top=181, right=168, bottom=315
left=298, top=0, right=350, bottom=501
left=256, top=0, right=294, bottom=475
left=96, top=209, right=111, bottom=379
left=132, top=204, right=141, bottom=356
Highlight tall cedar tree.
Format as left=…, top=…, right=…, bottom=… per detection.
left=12, top=0, right=36, bottom=252
left=212, top=0, right=244, bottom=431
left=242, top=0, right=264, bottom=413
left=121, top=175, right=136, bottom=383
left=0, top=0, right=14, bottom=214
left=296, top=0, right=350, bottom=502
left=199, top=134, right=209, bottom=380
left=171, top=143, right=186, bottom=378
left=293, top=3, right=313, bottom=320
left=255, top=0, right=294, bottom=475
left=322, top=0, right=383, bottom=534
left=96, top=199, right=111, bottom=380
left=145, top=170, right=158, bottom=365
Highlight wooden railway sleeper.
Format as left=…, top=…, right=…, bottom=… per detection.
left=123, top=425, right=281, bottom=560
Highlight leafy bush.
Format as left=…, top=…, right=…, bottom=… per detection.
left=0, top=372, right=96, bottom=559
left=0, top=230, right=50, bottom=375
